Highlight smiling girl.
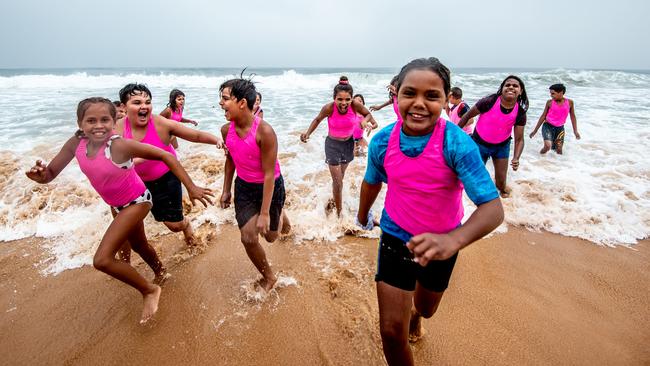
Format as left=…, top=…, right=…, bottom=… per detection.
left=356, top=58, right=504, bottom=366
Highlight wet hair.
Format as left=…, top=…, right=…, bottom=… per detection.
left=497, top=75, right=529, bottom=112
left=549, top=83, right=566, bottom=94
left=353, top=94, right=365, bottom=105
left=220, top=78, right=257, bottom=110
left=333, top=76, right=353, bottom=98
left=76, top=96, right=117, bottom=125
left=256, top=92, right=262, bottom=102
left=112, top=100, right=122, bottom=107
left=118, top=83, right=152, bottom=104
left=450, top=87, right=463, bottom=99
left=395, top=57, right=451, bottom=97
left=388, top=75, right=399, bottom=97
left=167, top=89, right=185, bottom=111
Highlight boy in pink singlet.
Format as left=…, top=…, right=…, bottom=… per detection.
left=219, top=77, right=290, bottom=292
left=529, top=83, right=580, bottom=154
left=356, top=58, right=504, bottom=366
left=26, top=97, right=213, bottom=324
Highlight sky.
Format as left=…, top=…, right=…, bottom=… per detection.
left=2, top=0, right=649, bottom=70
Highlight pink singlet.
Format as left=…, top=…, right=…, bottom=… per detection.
left=123, top=116, right=177, bottom=182
left=225, top=116, right=281, bottom=184
left=474, top=96, right=520, bottom=144
left=384, top=118, right=464, bottom=235
left=449, top=102, right=473, bottom=134
left=353, top=113, right=364, bottom=140
left=327, top=103, right=357, bottom=138
left=75, top=136, right=147, bottom=207
left=170, top=107, right=183, bottom=122
left=545, top=99, right=570, bottom=127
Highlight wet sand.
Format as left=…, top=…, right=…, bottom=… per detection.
left=1, top=225, right=648, bottom=365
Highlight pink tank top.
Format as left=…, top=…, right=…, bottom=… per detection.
left=327, top=103, right=357, bottom=138
left=170, top=107, right=183, bottom=122
left=545, top=99, right=570, bottom=127
left=75, top=136, right=146, bottom=207
left=384, top=118, right=464, bottom=235
left=353, top=113, right=364, bottom=139
left=225, top=116, right=281, bottom=184
left=449, top=102, right=473, bottom=134
left=474, top=96, right=519, bottom=144
left=123, top=116, right=177, bottom=182
left=392, top=96, right=402, bottom=121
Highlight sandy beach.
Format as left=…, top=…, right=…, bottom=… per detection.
left=1, top=223, right=648, bottom=366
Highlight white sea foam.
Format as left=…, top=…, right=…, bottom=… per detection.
left=0, top=68, right=648, bottom=274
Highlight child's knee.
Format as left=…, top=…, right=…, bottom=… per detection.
left=93, top=254, right=112, bottom=272
left=264, top=232, right=279, bottom=243
left=379, top=320, right=407, bottom=344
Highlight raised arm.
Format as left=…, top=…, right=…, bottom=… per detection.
left=529, top=100, right=551, bottom=138
left=300, top=103, right=332, bottom=142
left=25, top=136, right=80, bottom=184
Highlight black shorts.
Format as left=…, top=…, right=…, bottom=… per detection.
left=375, top=231, right=458, bottom=292
left=144, top=170, right=184, bottom=223
left=325, top=136, right=354, bottom=166
left=542, top=122, right=565, bottom=150
left=234, top=175, right=286, bottom=231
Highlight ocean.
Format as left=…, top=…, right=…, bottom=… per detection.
left=0, top=67, right=648, bottom=274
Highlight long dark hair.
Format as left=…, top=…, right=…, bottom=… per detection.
left=395, top=57, right=451, bottom=97
left=167, top=89, right=185, bottom=112
left=497, top=75, right=529, bottom=112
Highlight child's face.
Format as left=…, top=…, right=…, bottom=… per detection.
left=334, top=91, right=352, bottom=114
left=549, top=89, right=564, bottom=101
left=79, top=104, right=115, bottom=143
left=175, top=95, right=185, bottom=107
left=254, top=95, right=261, bottom=110
left=219, top=87, right=246, bottom=120
left=353, top=96, right=364, bottom=105
left=116, top=105, right=126, bottom=119
left=125, top=91, right=152, bottom=125
left=500, top=78, right=522, bottom=102
left=448, top=95, right=460, bottom=105
left=397, top=69, right=447, bottom=136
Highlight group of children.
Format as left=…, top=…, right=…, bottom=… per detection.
left=25, top=58, right=579, bottom=366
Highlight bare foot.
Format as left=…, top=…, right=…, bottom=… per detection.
left=540, top=146, right=550, bottom=154
left=183, top=223, right=196, bottom=247
left=408, top=309, right=426, bottom=343
left=140, top=285, right=161, bottom=324
left=256, top=275, right=278, bottom=292
left=153, top=268, right=170, bottom=286
left=280, top=212, right=292, bottom=235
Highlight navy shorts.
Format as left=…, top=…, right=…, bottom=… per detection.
left=234, top=175, right=286, bottom=231
left=144, top=171, right=184, bottom=223
left=542, top=122, right=565, bottom=150
left=375, top=231, right=458, bottom=292
left=474, top=137, right=511, bottom=163
left=325, top=136, right=354, bottom=165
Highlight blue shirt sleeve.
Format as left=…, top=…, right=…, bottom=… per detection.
left=442, top=123, right=499, bottom=205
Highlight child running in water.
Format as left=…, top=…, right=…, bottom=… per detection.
left=300, top=76, right=377, bottom=216
left=253, top=92, right=264, bottom=119
left=446, top=87, right=474, bottom=134
left=529, top=83, right=580, bottom=154
left=26, top=97, right=213, bottom=323
left=160, top=89, right=199, bottom=149
left=219, top=78, right=290, bottom=291
left=457, top=75, right=529, bottom=197
left=352, top=94, right=370, bottom=156
left=115, top=83, right=222, bottom=251
left=356, top=58, right=503, bottom=366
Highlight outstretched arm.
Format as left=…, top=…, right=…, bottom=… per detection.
left=25, top=136, right=80, bottom=184
left=157, top=115, right=222, bottom=147
left=569, top=100, right=580, bottom=139
left=530, top=100, right=551, bottom=138
left=369, top=99, right=392, bottom=112
left=457, top=106, right=480, bottom=128
left=300, top=103, right=332, bottom=142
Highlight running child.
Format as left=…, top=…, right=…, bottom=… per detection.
left=457, top=75, right=529, bottom=197
left=219, top=78, right=290, bottom=291
left=160, top=89, right=199, bottom=149
left=300, top=76, right=378, bottom=216
left=529, top=83, right=580, bottom=154
left=25, top=97, right=213, bottom=324
left=115, top=83, right=223, bottom=250
left=356, top=58, right=503, bottom=366
left=253, top=92, right=264, bottom=119
left=446, top=87, right=474, bottom=134
left=352, top=94, right=370, bottom=156
left=113, top=100, right=126, bottom=120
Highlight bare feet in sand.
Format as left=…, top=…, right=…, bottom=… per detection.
left=256, top=275, right=278, bottom=292
left=280, top=212, right=291, bottom=235
left=140, top=285, right=161, bottom=324
left=183, top=223, right=196, bottom=247
left=408, top=309, right=426, bottom=343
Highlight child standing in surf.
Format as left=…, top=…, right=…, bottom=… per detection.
left=219, top=78, right=290, bottom=291
left=457, top=75, right=529, bottom=197
left=253, top=92, right=264, bottom=119
left=160, top=89, right=199, bottom=149
left=300, top=76, right=377, bottom=216
left=356, top=58, right=503, bottom=366
left=529, top=83, right=580, bottom=154
left=26, top=97, right=213, bottom=324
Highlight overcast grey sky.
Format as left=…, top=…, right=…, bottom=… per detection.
left=2, top=0, right=648, bottom=70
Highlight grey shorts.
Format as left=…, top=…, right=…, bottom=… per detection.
left=325, top=136, right=354, bottom=166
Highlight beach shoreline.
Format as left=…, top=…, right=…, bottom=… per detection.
left=1, top=224, right=648, bottom=365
